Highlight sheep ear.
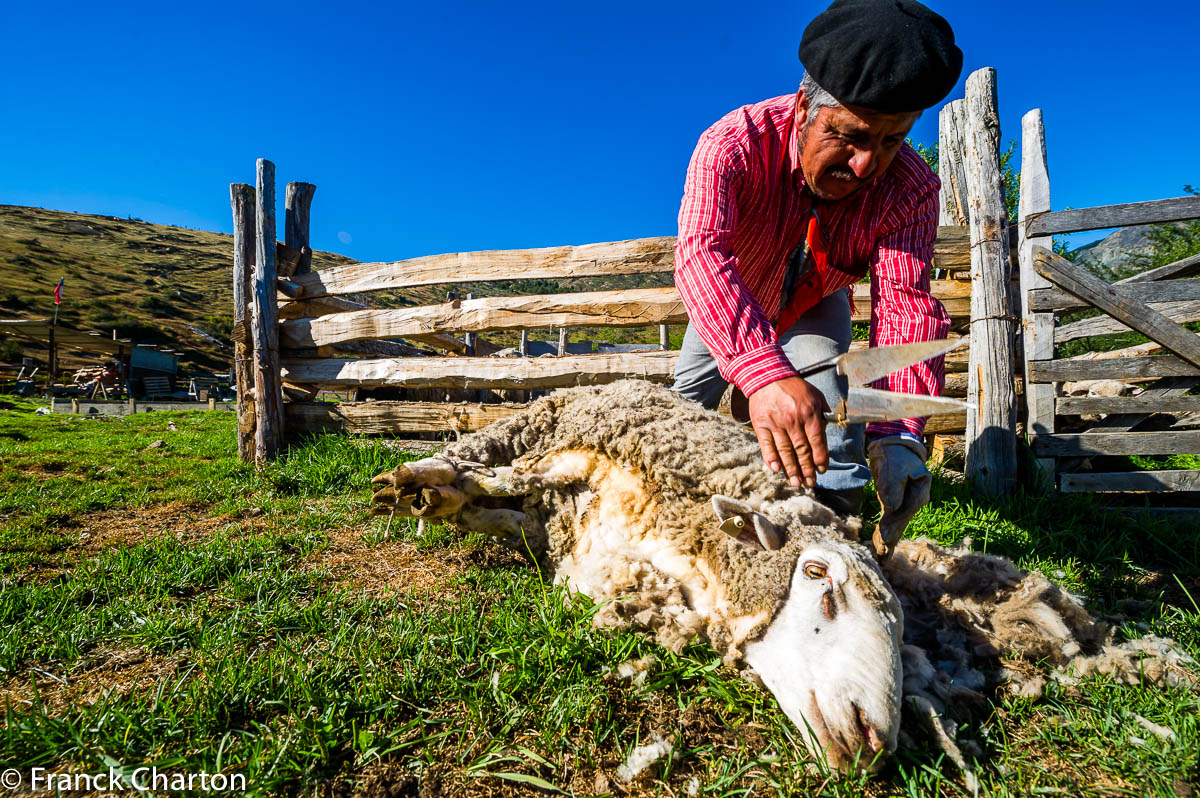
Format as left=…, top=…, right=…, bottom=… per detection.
left=711, top=495, right=785, bottom=552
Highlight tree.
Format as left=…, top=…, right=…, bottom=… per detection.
left=1129, top=184, right=1200, bottom=271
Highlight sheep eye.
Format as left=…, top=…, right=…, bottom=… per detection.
left=802, top=562, right=827, bottom=580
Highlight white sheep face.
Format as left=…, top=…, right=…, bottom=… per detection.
left=743, top=537, right=904, bottom=772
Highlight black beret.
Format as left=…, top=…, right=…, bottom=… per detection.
left=799, top=0, right=963, bottom=113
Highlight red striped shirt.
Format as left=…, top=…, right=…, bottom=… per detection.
left=674, top=93, right=950, bottom=437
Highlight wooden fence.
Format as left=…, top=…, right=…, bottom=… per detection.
left=1016, top=109, right=1200, bottom=496
left=229, top=164, right=987, bottom=465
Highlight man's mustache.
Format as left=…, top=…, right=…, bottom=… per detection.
left=826, top=166, right=862, bottom=183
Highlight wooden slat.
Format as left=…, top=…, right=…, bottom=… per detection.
left=1054, top=300, right=1200, bottom=343
left=280, top=351, right=680, bottom=389
left=286, top=400, right=525, bottom=435
left=1057, top=395, right=1200, bottom=416
left=1034, top=246, right=1200, bottom=369
left=291, top=237, right=677, bottom=299
left=1060, top=470, right=1200, bottom=493
left=1031, top=430, right=1200, bottom=457
left=1029, top=356, right=1200, bottom=382
left=1029, top=279, right=1200, bottom=312
left=279, top=287, right=688, bottom=348
left=1027, top=195, right=1200, bottom=236
left=279, top=281, right=974, bottom=349
left=286, top=230, right=972, bottom=300
left=1118, top=252, right=1200, bottom=284
left=1093, top=376, right=1200, bottom=434
left=285, top=399, right=969, bottom=437
left=279, top=295, right=367, bottom=320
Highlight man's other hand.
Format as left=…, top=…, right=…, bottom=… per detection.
left=867, top=435, right=931, bottom=557
left=747, top=377, right=829, bottom=488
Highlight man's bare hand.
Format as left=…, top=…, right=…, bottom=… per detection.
left=747, top=377, right=829, bottom=488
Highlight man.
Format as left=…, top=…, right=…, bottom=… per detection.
left=672, top=0, right=962, bottom=544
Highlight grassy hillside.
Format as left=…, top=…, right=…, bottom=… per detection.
left=0, top=205, right=354, bottom=372
left=0, top=205, right=676, bottom=371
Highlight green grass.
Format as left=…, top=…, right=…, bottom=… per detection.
left=1, top=402, right=1197, bottom=796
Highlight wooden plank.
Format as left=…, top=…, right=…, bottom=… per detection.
left=933, top=225, right=972, bottom=272
left=1060, top=470, right=1200, bottom=493
left=1118, top=252, right=1200, bottom=284
left=1057, top=395, right=1200, bottom=416
left=1086, top=376, right=1199, bottom=434
left=1029, top=356, right=1200, bottom=382
left=291, top=236, right=678, bottom=299
left=280, top=351, right=679, bottom=389
left=1034, top=246, right=1200, bottom=369
left=279, top=282, right=972, bottom=350
left=1029, top=279, right=1200, bottom=312
left=285, top=399, right=968, bottom=437
left=924, top=411, right=967, bottom=435
left=230, top=182, right=257, bottom=464
left=938, top=101, right=970, bottom=228
left=285, top=182, right=316, bottom=276
left=1055, top=299, right=1200, bottom=342
left=286, top=400, right=526, bottom=435
left=276, top=278, right=304, bottom=299
left=279, top=287, right=688, bottom=348
left=252, top=159, right=284, bottom=463
left=1027, top=195, right=1200, bottom=237
left=1031, top=430, right=1200, bottom=457
left=279, top=295, right=367, bottom=320
left=1017, top=109, right=1057, bottom=487
left=963, top=68, right=1017, bottom=497
left=286, top=231, right=972, bottom=300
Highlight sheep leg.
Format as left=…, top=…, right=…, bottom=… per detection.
left=372, top=456, right=531, bottom=518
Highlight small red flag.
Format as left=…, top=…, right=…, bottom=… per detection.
left=54, top=278, right=63, bottom=305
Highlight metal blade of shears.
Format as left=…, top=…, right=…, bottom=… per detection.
left=828, top=387, right=973, bottom=425
left=798, top=337, right=967, bottom=385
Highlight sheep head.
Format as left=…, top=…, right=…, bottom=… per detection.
left=713, top=496, right=904, bottom=773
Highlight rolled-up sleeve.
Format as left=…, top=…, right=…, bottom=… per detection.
left=866, top=180, right=951, bottom=439
left=674, top=132, right=797, bottom=397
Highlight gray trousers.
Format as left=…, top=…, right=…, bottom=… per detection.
left=672, top=290, right=869, bottom=511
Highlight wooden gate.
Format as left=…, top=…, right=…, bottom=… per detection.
left=1018, top=110, right=1200, bottom=494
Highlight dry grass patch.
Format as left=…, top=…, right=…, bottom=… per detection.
left=0, top=645, right=186, bottom=717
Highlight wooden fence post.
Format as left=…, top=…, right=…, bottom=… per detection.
left=230, top=183, right=257, bottom=463
left=285, top=182, right=316, bottom=275
left=659, top=324, right=670, bottom=351
left=252, top=159, right=284, bottom=462
left=963, top=68, right=1017, bottom=497
left=1017, top=109, right=1056, bottom=488
left=938, top=100, right=970, bottom=228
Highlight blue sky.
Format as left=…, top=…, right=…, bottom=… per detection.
left=2, top=1, right=1197, bottom=261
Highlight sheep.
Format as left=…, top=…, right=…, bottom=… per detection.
left=370, top=379, right=1195, bottom=778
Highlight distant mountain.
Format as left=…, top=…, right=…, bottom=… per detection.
left=1070, top=226, right=1158, bottom=274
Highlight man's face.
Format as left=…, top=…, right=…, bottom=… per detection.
left=794, top=92, right=920, bottom=201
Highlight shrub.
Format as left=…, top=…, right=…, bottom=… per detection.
left=0, top=338, right=21, bottom=363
